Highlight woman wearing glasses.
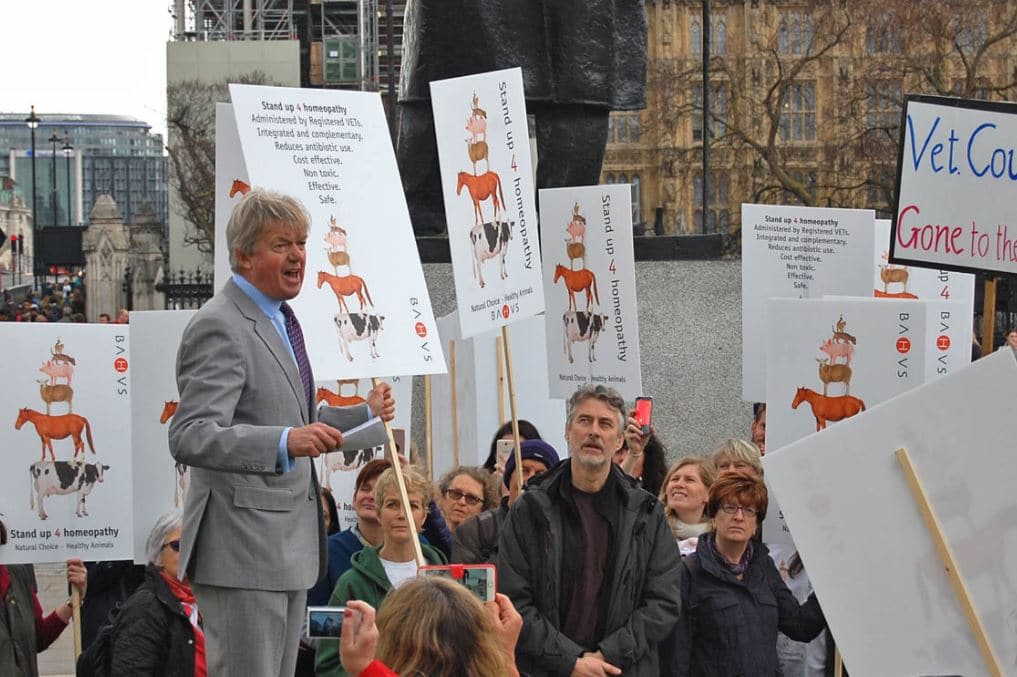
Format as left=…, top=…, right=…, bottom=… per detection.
left=436, top=466, right=498, bottom=532
left=661, top=475, right=826, bottom=676
left=108, top=511, right=206, bottom=676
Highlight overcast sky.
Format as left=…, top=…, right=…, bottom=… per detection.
left=1, top=1, right=169, bottom=139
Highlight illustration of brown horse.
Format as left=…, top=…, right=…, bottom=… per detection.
left=554, top=264, right=600, bottom=311
left=457, top=171, right=505, bottom=227
left=15, top=407, right=96, bottom=462
left=317, top=270, right=375, bottom=314
left=160, top=401, right=178, bottom=424
left=791, top=387, right=866, bottom=431
left=229, top=179, right=251, bottom=198
left=316, top=379, right=367, bottom=408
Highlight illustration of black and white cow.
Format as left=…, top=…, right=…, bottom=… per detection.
left=469, top=220, right=511, bottom=288
left=321, top=445, right=379, bottom=487
left=29, top=460, right=109, bottom=520
left=334, top=313, right=384, bottom=361
left=563, top=311, right=609, bottom=364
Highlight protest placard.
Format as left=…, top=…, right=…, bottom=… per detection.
left=765, top=297, right=931, bottom=542
left=430, top=68, right=545, bottom=339
left=315, top=375, right=413, bottom=530
left=0, top=324, right=133, bottom=564
left=214, top=102, right=248, bottom=290
left=228, top=83, right=445, bottom=380
left=764, top=350, right=1017, bottom=675
left=539, top=185, right=642, bottom=400
left=430, top=311, right=566, bottom=480
left=129, top=310, right=196, bottom=562
left=894, top=94, right=1017, bottom=275
left=742, top=204, right=874, bottom=401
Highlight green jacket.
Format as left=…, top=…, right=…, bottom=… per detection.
left=314, top=542, right=447, bottom=677
left=1, top=565, right=39, bottom=677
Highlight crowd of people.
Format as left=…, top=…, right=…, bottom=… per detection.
left=0, top=277, right=130, bottom=324
left=13, top=188, right=1004, bottom=675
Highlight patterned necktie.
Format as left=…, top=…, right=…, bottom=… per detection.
left=280, top=301, right=313, bottom=413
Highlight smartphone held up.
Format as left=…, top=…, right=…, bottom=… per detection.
left=634, top=396, right=653, bottom=435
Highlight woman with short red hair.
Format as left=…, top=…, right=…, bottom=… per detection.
left=660, top=475, right=826, bottom=675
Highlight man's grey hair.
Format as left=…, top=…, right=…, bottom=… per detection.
left=227, top=189, right=311, bottom=271
left=566, top=384, right=627, bottom=429
left=145, top=510, right=183, bottom=567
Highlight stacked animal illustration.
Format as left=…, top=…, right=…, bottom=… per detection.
left=315, top=380, right=380, bottom=484
left=874, top=251, right=916, bottom=299
left=455, top=92, right=511, bottom=287
left=316, top=218, right=384, bottom=362
left=552, top=202, right=608, bottom=364
left=14, top=337, right=109, bottom=520
left=791, top=315, right=867, bottom=431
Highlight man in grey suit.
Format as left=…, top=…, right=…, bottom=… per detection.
left=169, top=189, right=394, bottom=676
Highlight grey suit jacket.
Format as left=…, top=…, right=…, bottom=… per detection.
left=168, top=280, right=369, bottom=591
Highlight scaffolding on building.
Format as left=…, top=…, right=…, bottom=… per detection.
left=170, top=0, right=404, bottom=95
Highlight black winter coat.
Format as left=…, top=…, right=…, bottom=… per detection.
left=497, top=461, right=682, bottom=676
left=660, top=534, right=826, bottom=676
left=400, top=0, right=648, bottom=110
left=109, top=565, right=197, bottom=677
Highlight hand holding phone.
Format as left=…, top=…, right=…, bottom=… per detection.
left=419, top=564, right=497, bottom=602
left=634, top=397, right=653, bottom=435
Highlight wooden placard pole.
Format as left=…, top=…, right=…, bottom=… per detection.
left=372, top=377, right=425, bottom=567
left=895, top=447, right=1003, bottom=676
left=424, top=374, right=433, bottom=482
left=833, top=647, right=843, bottom=677
left=981, top=276, right=997, bottom=357
left=448, top=339, right=460, bottom=467
left=501, top=326, right=524, bottom=492
left=71, top=583, right=82, bottom=658
left=496, top=335, right=507, bottom=424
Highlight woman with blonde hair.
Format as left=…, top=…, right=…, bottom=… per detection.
left=659, top=456, right=717, bottom=554
left=315, top=466, right=446, bottom=676
left=338, top=577, right=522, bottom=677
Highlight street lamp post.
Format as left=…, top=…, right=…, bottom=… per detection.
left=62, top=134, right=73, bottom=226
left=49, top=131, right=59, bottom=229
left=25, top=106, right=39, bottom=289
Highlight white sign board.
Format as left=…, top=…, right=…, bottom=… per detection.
left=129, top=310, right=196, bottom=562
left=430, top=310, right=567, bottom=480
left=764, top=350, right=1017, bottom=676
left=214, top=102, right=249, bottom=291
left=741, top=204, right=875, bottom=401
left=228, top=84, right=445, bottom=379
left=764, top=298, right=927, bottom=542
left=316, top=375, right=413, bottom=531
left=430, top=68, right=545, bottom=339
left=893, top=94, right=1017, bottom=275
left=0, top=324, right=134, bottom=564
left=539, top=185, right=642, bottom=400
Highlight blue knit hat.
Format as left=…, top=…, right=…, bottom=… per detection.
left=503, top=439, right=561, bottom=488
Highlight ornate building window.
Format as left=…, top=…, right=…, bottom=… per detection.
left=865, top=80, right=902, bottom=132
left=631, top=175, right=642, bottom=225
left=778, top=82, right=816, bottom=142
left=690, top=15, right=726, bottom=56
left=865, top=20, right=902, bottom=54
left=777, top=10, right=813, bottom=55
left=693, top=171, right=730, bottom=233
left=691, top=83, right=729, bottom=141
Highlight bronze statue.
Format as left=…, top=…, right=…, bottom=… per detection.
left=397, top=0, right=648, bottom=235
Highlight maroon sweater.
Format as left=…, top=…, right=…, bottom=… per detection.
left=0, top=565, right=68, bottom=651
